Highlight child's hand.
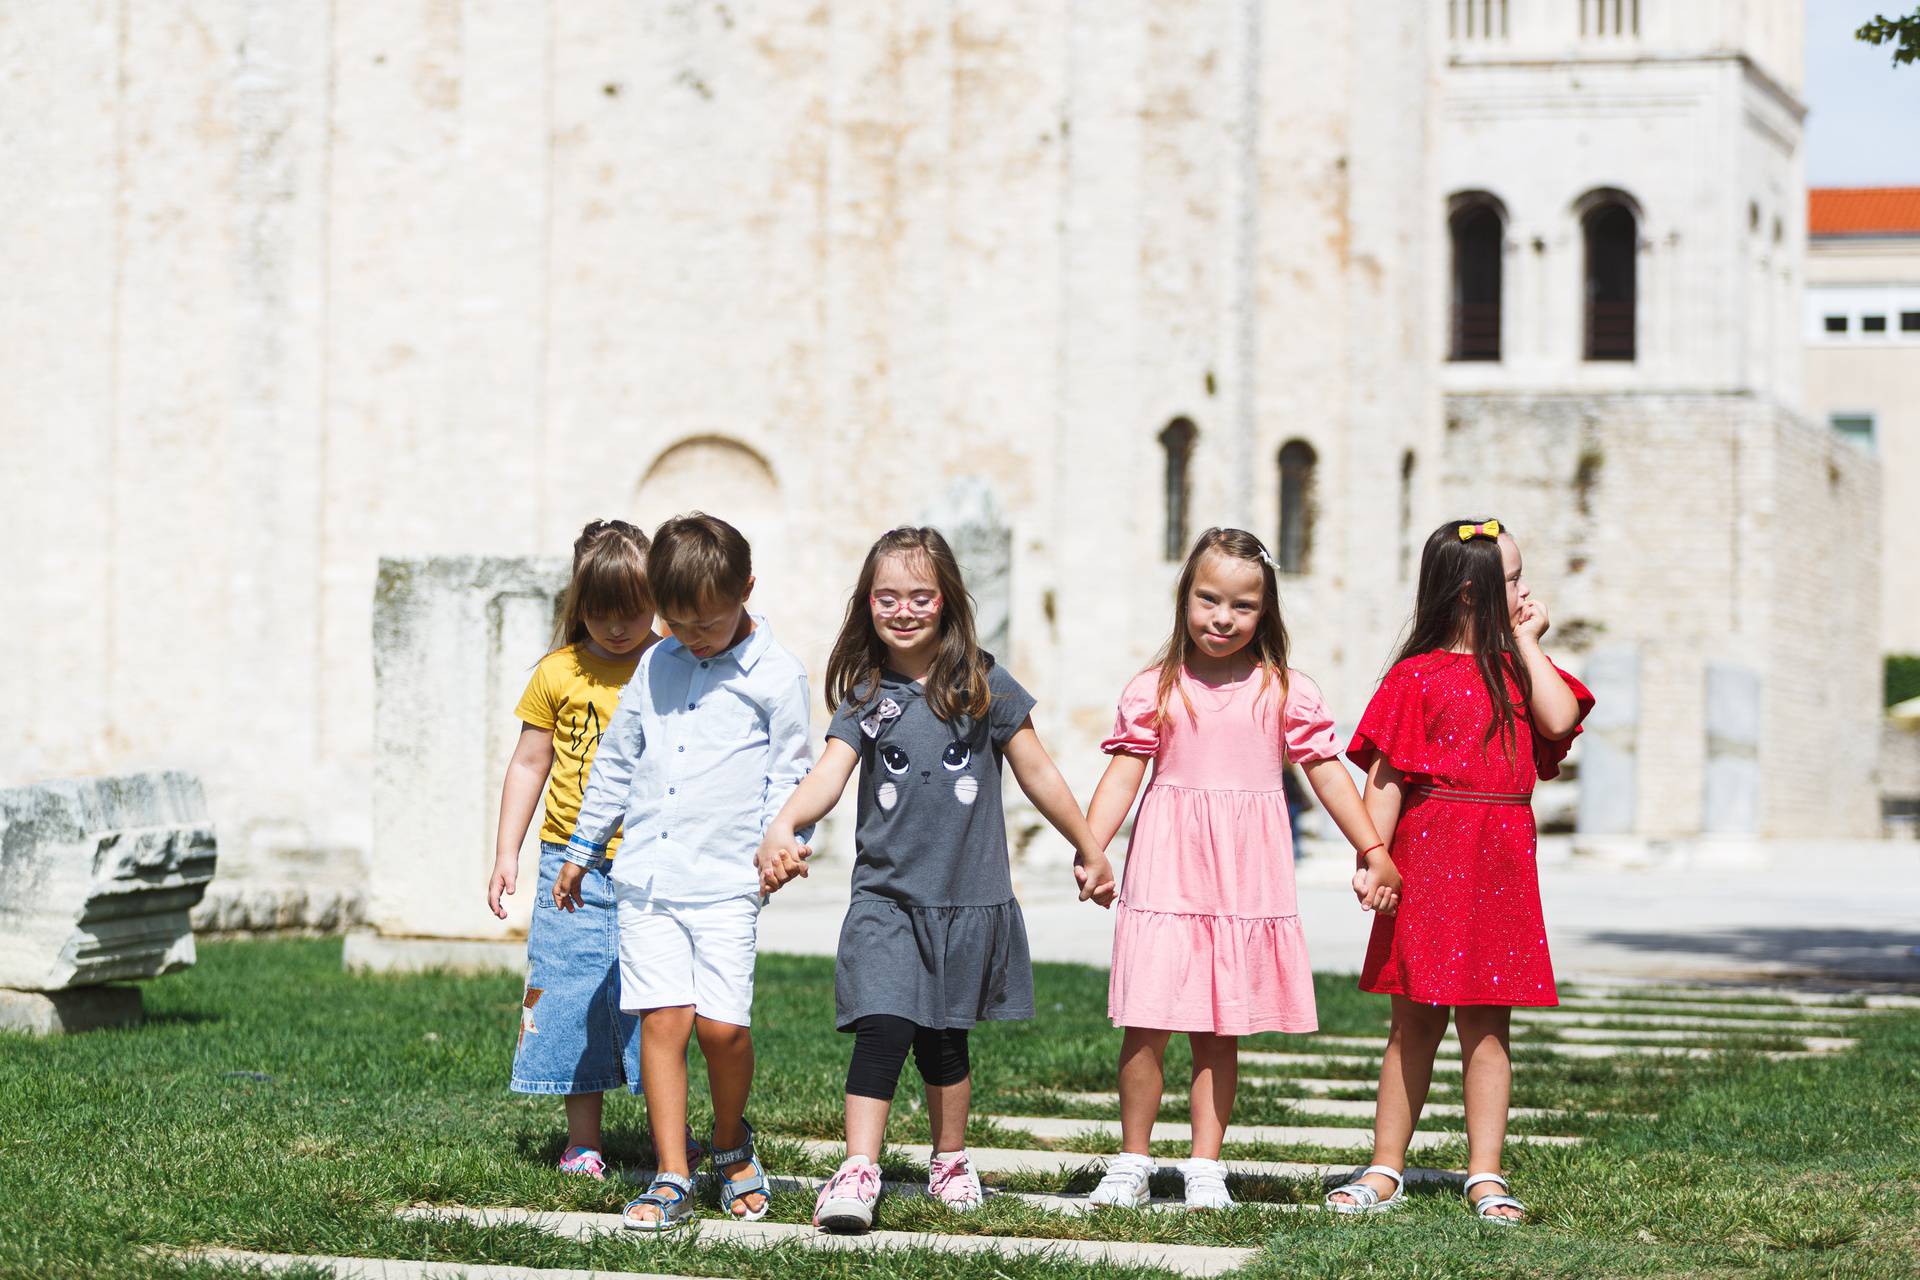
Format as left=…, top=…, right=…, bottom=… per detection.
left=755, top=828, right=805, bottom=895
left=1352, top=847, right=1402, bottom=915
left=1074, top=848, right=1118, bottom=909
left=552, top=862, right=586, bottom=913
left=763, top=844, right=813, bottom=895
left=487, top=854, right=518, bottom=919
left=1514, top=598, right=1550, bottom=644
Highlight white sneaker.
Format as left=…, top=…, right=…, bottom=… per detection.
left=1087, top=1152, right=1155, bottom=1208
left=1179, top=1157, right=1235, bottom=1210
left=813, top=1155, right=882, bottom=1232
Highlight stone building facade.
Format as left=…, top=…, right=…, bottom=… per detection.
left=0, top=1, right=1881, bottom=926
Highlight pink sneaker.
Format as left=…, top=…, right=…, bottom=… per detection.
left=929, top=1150, right=983, bottom=1212
left=813, top=1155, right=882, bottom=1232
left=558, top=1145, right=608, bottom=1181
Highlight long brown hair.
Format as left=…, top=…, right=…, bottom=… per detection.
left=1150, top=528, right=1291, bottom=724
left=551, top=519, right=652, bottom=650
left=1390, top=517, right=1532, bottom=758
left=824, top=527, right=992, bottom=724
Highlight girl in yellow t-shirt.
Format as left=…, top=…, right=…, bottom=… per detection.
left=489, top=518, right=654, bottom=1179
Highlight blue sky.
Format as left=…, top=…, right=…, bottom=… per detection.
left=1805, top=2, right=1920, bottom=186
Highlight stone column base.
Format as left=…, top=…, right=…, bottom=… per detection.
left=0, top=985, right=144, bottom=1035
left=342, top=930, right=526, bottom=975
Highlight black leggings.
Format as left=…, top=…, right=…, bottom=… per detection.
left=844, top=1015, right=971, bottom=1100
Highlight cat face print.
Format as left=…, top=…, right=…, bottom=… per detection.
left=875, top=739, right=981, bottom=811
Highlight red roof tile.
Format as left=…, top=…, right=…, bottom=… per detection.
left=1809, top=187, right=1920, bottom=237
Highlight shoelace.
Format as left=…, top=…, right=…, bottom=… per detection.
left=929, top=1154, right=979, bottom=1201
left=827, top=1160, right=882, bottom=1202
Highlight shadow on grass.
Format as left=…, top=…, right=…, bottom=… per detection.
left=1582, top=927, right=1920, bottom=981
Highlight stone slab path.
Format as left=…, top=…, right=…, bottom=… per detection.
left=200, top=979, right=1882, bottom=1280
left=404, top=1206, right=1259, bottom=1278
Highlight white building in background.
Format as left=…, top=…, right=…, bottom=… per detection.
left=0, top=1, right=1882, bottom=929
left=1803, top=187, right=1920, bottom=656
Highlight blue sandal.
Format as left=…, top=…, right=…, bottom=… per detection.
left=622, top=1170, right=695, bottom=1232
left=709, top=1118, right=771, bottom=1221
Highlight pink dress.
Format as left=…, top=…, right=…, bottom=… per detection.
left=1102, top=666, right=1341, bottom=1035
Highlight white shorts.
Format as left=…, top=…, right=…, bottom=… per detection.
left=615, top=889, right=762, bottom=1026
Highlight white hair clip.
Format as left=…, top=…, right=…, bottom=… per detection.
left=1258, top=549, right=1282, bottom=572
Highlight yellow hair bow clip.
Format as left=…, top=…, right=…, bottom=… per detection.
left=1458, top=519, right=1500, bottom=542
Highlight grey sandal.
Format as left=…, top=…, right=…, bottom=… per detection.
left=709, top=1117, right=771, bottom=1222
left=1464, top=1171, right=1525, bottom=1224
left=622, top=1170, right=696, bottom=1232
left=1324, top=1164, right=1406, bottom=1214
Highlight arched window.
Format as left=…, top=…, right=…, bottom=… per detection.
left=1159, top=418, right=1197, bottom=561
left=1448, top=194, right=1505, bottom=361
left=1581, top=192, right=1639, bottom=361
left=1276, top=439, right=1317, bottom=574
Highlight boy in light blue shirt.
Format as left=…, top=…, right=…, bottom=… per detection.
left=556, top=512, right=811, bottom=1232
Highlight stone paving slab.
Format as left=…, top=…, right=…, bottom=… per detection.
left=790, top=1138, right=1348, bottom=1181
left=1566, top=983, right=1920, bottom=1010
left=1293, top=1036, right=1821, bottom=1060
left=1050, top=1090, right=1572, bottom=1124
left=752, top=1172, right=1322, bottom=1217
left=1548, top=1027, right=1855, bottom=1050
left=404, top=1205, right=1259, bottom=1278
left=1512, top=1009, right=1840, bottom=1032
left=1240, top=1075, right=1457, bottom=1096
left=1241, top=1051, right=1460, bottom=1072
left=1544, top=998, right=1871, bottom=1020
left=176, top=1248, right=716, bottom=1280
left=987, top=1114, right=1581, bottom=1149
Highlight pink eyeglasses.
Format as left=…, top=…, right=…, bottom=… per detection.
left=871, top=591, right=942, bottom=617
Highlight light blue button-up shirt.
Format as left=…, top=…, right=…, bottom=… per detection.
left=566, top=617, right=813, bottom=902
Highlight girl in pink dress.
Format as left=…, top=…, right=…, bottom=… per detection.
left=1084, top=528, right=1401, bottom=1210
left=1324, top=518, right=1591, bottom=1225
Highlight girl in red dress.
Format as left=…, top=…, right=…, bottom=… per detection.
left=1324, top=518, right=1592, bottom=1224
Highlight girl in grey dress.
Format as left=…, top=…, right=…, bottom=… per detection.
left=756, top=526, right=1117, bottom=1232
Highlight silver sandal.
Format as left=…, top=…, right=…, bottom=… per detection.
left=622, top=1170, right=696, bottom=1232
left=1464, top=1171, right=1525, bottom=1224
left=1324, top=1164, right=1406, bottom=1214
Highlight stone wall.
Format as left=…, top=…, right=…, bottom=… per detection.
left=1441, top=393, right=1880, bottom=839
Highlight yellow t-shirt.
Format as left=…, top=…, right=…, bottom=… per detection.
left=515, top=642, right=644, bottom=855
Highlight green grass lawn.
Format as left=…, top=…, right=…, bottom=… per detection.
left=1, top=938, right=1916, bottom=1279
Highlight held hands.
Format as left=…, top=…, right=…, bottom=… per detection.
left=552, top=861, right=586, bottom=913
left=755, top=827, right=814, bottom=896
left=1351, top=846, right=1402, bottom=915
left=486, top=854, right=518, bottom=919
left=1514, top=598, right=1550, bottom=644
left=1074, top=847, right=1118, bottom=909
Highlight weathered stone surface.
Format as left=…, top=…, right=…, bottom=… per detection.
left=925, top=478, right=1012, bottom=661
left=1703, top=662, right=1761, bottom=836
left=0, top=985, right=143, bottom=1036
left=0, top=772, right=216, bottom=991
left=1576, top=648, right=1640, bottom=836
left=341, top=930, right=525, bottom=975
left=368, top=557, right=566, bottom=954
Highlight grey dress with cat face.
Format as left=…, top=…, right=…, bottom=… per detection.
left=825, top=657, right=1036, bottom=1030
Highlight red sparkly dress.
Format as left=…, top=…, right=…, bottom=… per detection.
left=1347, top=652, right=1594, bottom=1007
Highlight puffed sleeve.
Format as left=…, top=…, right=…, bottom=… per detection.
left=1346, top=664, right=1438, bottom=781
left=1100, top=672, right=1162, bottom=758
left=1281, top=670, right=1341, bottom=763
left=1532, top=665, right=1596, bottom=781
